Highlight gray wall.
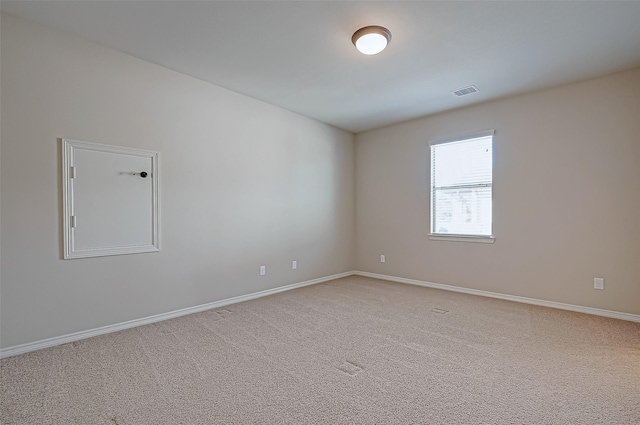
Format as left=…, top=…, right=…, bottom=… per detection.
left=356, top=67, right=640, bottom=315
left=0, top=14, right=356, bottom=348
left=2, top=13, right=639, bottom=350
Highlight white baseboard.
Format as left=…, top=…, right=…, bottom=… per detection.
left=0, top=271, right=355, bottom=359
left=354, top=271, right=640, bottom=323
left=3, top=269, right=637, bottom=359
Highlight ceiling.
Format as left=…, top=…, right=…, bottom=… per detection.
left=2, top=1, right=640, bottom=133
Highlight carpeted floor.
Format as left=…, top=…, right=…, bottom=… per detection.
left=1, top=275, right=639, bottom=424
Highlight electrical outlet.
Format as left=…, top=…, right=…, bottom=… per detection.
left=594, top=277, right=604, bottom=290
left=260, top=265, right=266, bottom=276
left=380, top=255, right=385, bottom=263
left=292, top=260, right=297, bottom=270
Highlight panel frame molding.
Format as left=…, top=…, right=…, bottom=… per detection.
left=61, top=138, right=160, bottom=259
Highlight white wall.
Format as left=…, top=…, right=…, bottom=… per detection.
left=356, top=67, right=640, bottom=315
left=0, top=14, right=355, bottom=348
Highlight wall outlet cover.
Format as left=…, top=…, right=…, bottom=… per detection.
left=594, top=278, right=604, bottom=290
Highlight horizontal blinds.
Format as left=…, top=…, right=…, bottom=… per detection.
left=431, top=135, right=493, bottom=236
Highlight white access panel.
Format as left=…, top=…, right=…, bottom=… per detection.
left=62, top=139, right=159, bottom=259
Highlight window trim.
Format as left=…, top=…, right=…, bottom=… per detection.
left=428, top=130, right=495, bottom=242
left=428, top=234, right=495, bottom=243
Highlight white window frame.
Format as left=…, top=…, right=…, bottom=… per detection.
left=428, top=130, right=495, bottom=243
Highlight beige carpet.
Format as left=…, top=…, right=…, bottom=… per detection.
left=1, top=276, right=639, bottom=424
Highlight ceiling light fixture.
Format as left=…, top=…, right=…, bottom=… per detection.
left=352, top=26, right=392, bottom=55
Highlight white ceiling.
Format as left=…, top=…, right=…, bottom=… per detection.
left=3, top=1, right=640, bottom=133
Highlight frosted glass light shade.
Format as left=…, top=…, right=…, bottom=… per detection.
left=352, top=26, right=391, bottom=55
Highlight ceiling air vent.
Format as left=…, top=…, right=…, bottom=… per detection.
left=451, top=85, right=479, bottom=97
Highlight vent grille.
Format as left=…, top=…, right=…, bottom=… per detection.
left=452, top=85, right=479, bottom=97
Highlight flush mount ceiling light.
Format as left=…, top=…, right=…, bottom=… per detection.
left=352, top=26, right=392, bottom=55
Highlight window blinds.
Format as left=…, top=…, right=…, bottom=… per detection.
left=430, top=134, right=493, bottom=236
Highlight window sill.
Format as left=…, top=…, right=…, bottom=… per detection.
left=428, top=234, right=495, bottom=244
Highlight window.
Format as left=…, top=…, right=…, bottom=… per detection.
left=429, top=130, right=494, bottom=242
